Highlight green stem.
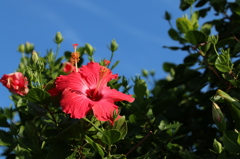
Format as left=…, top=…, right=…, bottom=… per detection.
left=55, top=44, right=60, bottom=59
left=107, top=145, right=111, bottom=157
left=213, top=45, right=219, bottom=56
left=82, top=117, right=103, bottom=133
left=168, top=20, right=173, bottom=28
left=91, top=55, right=95, bottom=62
left=109, top=51, right=114, bottom=63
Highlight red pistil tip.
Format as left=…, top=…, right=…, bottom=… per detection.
left=72, top=43, right=78, bottom=48
left=72, top=44, right=79, bottom=52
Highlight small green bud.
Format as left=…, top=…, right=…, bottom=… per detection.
left=212, top=102, right=226, bottom=131
left=37, top=61, right=45, bottom=72
left=26, top=68, right=34, bottom=81
left=213, top=139, right=222, bottom=154
left=19, top=63, right=25, bottom=70
left=109, top=39, right=118, bottom=52
left=31, top=51, right=39, bottom=64
left=142, top=69, right=148, bottom=77
left=25, top=42, right=34, bottom=54
left=164, top=11, right=171, bottom=21
left=18, top=44, right=25, bottom=53
left=54, top=32, right=64, bottom=44
left=85, top=43, right=94, bottom=56
left=150, top=70, right=155, bottom=76
left=210, top=35, right=218, bottom=45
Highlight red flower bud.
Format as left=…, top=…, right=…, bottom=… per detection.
left=0, top=72, right=29, bottom=96
left=63, top=62, right=75, bottom=74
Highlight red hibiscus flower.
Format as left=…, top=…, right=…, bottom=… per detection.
left=55, top=62, right=134, bottom=124
left=0, top=72, right=29, bottom=96
left=63, top=62, right=74, bottom=73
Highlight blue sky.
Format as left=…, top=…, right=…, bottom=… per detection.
left=0, top=0, right=192, bottom=108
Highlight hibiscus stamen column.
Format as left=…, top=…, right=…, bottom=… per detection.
left=70, top=44, right=80, bottom=72
left=92, top=67, right=110, bottom=99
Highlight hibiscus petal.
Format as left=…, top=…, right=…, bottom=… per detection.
left=80, top=62, right=100, bottom=86
left=60, top=88, right=93, bottom=119
left=92, top=98, right=121, bottom=125
left=56, top=72, right=89, bottom=94
left=101, top=86, right=135, bottom=103
left=80, top=62, right=118, bottom=88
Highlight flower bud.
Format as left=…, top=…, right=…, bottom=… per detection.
left=150, top=70, right=155, bottom=76
left=31, top=51, right=39, bottom=64
left=109, top=39, right=118, bottom=52
left=213, top=139, right=222, bottom=154
left=0, top=72, right=29, bottom=96
left=212, top=102, right=226, bottom=131
left=85, top=43, right=94, bottom=56
left=164, top=11, right=171, bottom=21
left=210, top=35, right=218, bottom=45
left=25, top=42, right=34, bottom=54
left=63, top=62, right=74, bottom=74
left=54, top=32, right=64, bottom=44
left=142, top=69, right=148, bottom=77
left=103, top=60, right=110, bottom=66
left=18, top=44, right=25, bottom=53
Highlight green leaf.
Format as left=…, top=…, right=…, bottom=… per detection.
left=233, top=41, right=240, bottom=55
left=234, top=6, right=240, bottom=16
left=27, top=101, right=47, bottom=116
left=26, top=88, right=51, bottom=105
left=185, top=30, right=207, bottom=45
left=190, top=11, right=199, bottom=30
left=158, top=120, right=182, bottom=131
left=112, top=116, right=128, bottom=139
left=215, top=49, right=232, bottom=73
left=179, top=149, right=192, bottom=159
left=134, top=79, right=147, bottom=98
left=0, top=111, right=9, bottom=127
left=163, top=62, right=176, bottom=73
left=44, top=79, right=55, bottom=91
left=136, top=152, right=151, bottom=159
left=216, top=90, right=240, bottom=131
left=10, top=123, right=19, bottom=135
left=85, top=135, right=105, bottom=158
left=0, top=130, right=13, bottom=146
left=176, top=18, right=193, bottom=33
left=201, top=23, right=212, bottom=35
left=101, top=130, right=121, bottom=145
left=41, top=116, right=57, bottom=128
left=185, top=0, right=195, bottom=5
left=110, top=60, right=120, bottom=70
left=168, top=28, right=181, bottom=41
left=104, top=154, right=126, bottom=159
left=238, top=133, right=240, bottom=145
left=180, top=0, right=191, bottom=11
left=223, top=131, right=240, bottom=153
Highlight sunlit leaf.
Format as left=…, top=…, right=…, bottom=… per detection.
left=176, top=18, right=193, bottom=33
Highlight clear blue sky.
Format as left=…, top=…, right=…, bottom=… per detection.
left=0, top=0, right=190, bottom=107
left=0, top=0, right=218, bottom=156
